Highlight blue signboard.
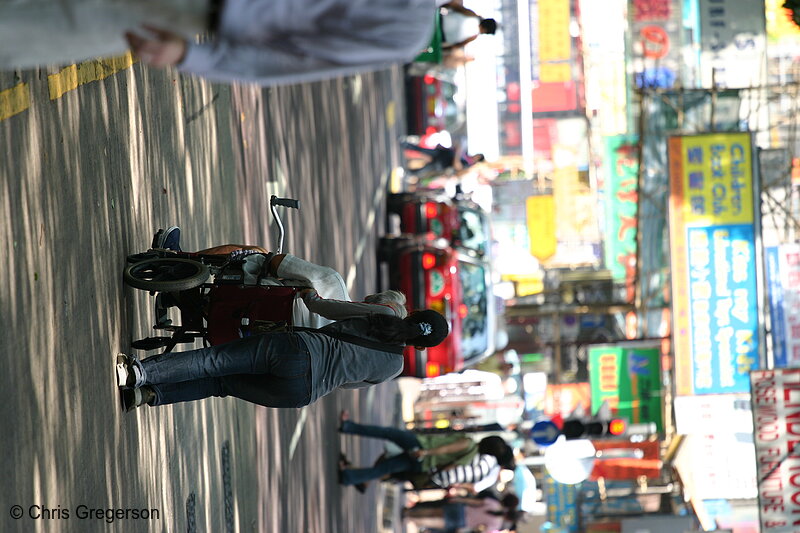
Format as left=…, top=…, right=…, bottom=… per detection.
left=767, top=246, right=788, bottom=367
left=764, top=244, right=800, bottom=368
left=544, top=474, right=580, bottom=533
left=685, top=224, right=759, bottom=393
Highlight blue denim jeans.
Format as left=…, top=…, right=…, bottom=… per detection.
left=140, top=332, right=311, bottom=408
left=339, top=421, right=423, bottom=485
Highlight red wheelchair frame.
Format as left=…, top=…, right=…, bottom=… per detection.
left=123, top=196, right=306, bottom=353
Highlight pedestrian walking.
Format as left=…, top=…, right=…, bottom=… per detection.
left=1, top=0, right=435, bottom=86
left=401, top=140, right=484, bottom=176
left=440, top=3, right=498, bottom=55
left=115, top=309, right=448, bottom=411
left=338, top=412, right=515, bottom=493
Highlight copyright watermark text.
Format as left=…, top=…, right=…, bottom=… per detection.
left=10, top=504, right=160, bottom=524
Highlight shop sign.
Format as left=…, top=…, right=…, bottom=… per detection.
left=766, top=245, right=800, bottom=367
left=603, top=136, right=638, bottom=302
left=751, top=368, right=800, bottom=532
left=588, top=343, right=663, bottom=432
left=668, top=132, right=762, bottom=395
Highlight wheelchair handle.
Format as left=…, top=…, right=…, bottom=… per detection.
left=269, top=195, right=300, bottom=254
left=270, top=196, right=299, bottom=209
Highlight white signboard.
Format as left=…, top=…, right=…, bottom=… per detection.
left=674, top=394, right=753, bottom=435
left=751, top=368, right=800, bottom=532
left=676, top=433, right=757, bottom=500
left=699, top=0, right=767, bottom=88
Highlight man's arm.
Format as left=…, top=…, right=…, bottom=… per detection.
left=447, top=496, right=485, bottom=506
left=127, top=28, right=383, bottom=85
left=415, top=438, right=472, bottom=458
left=442, top=35, right=478, bottom=51
left=471, top=464, right=501, bottom=493
left=125, top=3, right=436, bottom=86
left=301, top=290, right=398, bottom=320
left=448, top=482, right=476, bottom=494
left=441, top=0, right=481, bottom=17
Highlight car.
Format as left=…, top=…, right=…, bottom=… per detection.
left=405, top=71, right=448, bottom=139
left=386, top=190, right=491, bottom=259
left=404, top=67, right=464, bottom=142
left=378, top=237, right=495, bottom=378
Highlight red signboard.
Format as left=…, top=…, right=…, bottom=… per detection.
left=532, top=81, right=577, bottom=113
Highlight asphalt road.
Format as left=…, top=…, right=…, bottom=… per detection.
left=0, top=57, right=407, bottom=532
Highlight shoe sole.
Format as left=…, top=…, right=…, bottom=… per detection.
left=118, top=389, right=134, bottom=413
left=151, top=229, right=164, bottom=249
left=157, top=226, right=180, bottom=250
left=116, top=353, right=137, bottom=389
left=119, top=388, right=140, bottom=413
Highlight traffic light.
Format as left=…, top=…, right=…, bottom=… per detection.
left=608, top=419, right=627, bottom=436
left=561, top=418, right=627, bottom=439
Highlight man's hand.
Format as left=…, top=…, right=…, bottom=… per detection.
left=298, top=288, right=318, bottom=300
left=125, top=26, right=188, bottom=67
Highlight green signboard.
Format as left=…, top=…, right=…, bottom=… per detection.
left=603, top=136, right=638, bottom=285
left=589, top=343, right=663, bottom=432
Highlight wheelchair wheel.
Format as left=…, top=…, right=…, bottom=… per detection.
left=124, top=258, right=210, bottom=292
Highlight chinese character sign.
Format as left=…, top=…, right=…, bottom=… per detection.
left=668, top=132, right=760, bottom=395
left=629, top=0, right=682, bottom=88
left=603, top=136, right=638, bottom=302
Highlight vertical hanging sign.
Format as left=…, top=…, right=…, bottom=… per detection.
left=668, top=132, right=761, bottom=395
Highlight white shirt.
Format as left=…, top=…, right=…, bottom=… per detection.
left=181, top=0, right=437, bottom=85
left=430, top=454, right=501, bottom=492
left=441, top=10, right=481, bottom=45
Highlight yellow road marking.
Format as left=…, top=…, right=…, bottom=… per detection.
left=385, top=100, right=396, bottom=127
left=48, top=52, right=136, bottom=100
left=389, top=166, right=403, bottom=194
left=0, top=83, right=31, bottom=121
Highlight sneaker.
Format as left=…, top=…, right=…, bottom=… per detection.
left=121, top=386, right=156, bottom=412
left=155, top=226, right=181, bottom=251
left=116, top=353, right=146, bottom=389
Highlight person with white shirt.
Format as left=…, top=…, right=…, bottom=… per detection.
left=1, top=0, right=435, bottom=87
left=438, top=0, right=497, bottom=54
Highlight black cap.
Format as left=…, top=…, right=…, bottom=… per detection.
left=406, top=310, right=449, bottom=347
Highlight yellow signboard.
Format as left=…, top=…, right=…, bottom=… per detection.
left=540, top=63, right=572, bottom=83
left=503, top=273, right=545, bottom=296
left=538, top=0, right=571, bottom=61
left=526, top=195, right=557, bottom=261
left=671, top=133, right=754, bottom=226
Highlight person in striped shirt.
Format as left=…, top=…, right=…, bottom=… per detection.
left=339, top=416, right=515, bottom=493
left=430, top=436, right=514, bottom=493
